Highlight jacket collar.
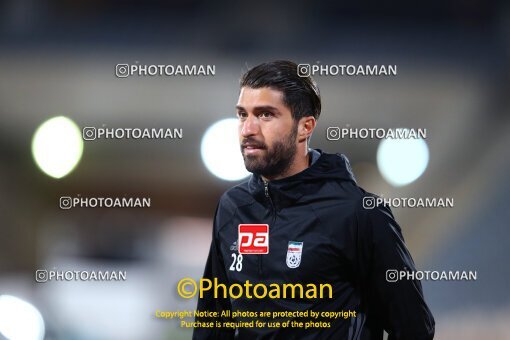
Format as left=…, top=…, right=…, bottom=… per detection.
left=247, top=149, right=356, bottom=210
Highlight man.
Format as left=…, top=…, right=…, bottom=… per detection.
left=193, top=60, right=434, bottom=339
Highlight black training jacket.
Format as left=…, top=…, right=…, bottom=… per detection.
left=193, top=150, right=435, bottom=340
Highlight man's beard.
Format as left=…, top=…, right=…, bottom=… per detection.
left=241, top=124, right=298, bottom=178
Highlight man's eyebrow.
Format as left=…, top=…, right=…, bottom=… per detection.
left=235, top=105, right=281, bottom=112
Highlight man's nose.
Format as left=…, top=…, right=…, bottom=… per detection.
left=240, top=115, right=259, bottom=137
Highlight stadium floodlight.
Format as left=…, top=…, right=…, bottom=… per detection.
left=32, top=116, right=83, bottom=179
left=201, top=118, right=250, bottom=181
left=377, top=128, right=429, bottom=186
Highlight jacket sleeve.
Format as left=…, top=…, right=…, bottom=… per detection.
left=355, top=197, right=435, bottom=340
left=192, top=205, right=235, bottom=340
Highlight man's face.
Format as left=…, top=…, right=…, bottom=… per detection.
left=236, top=87, right=298, bottom=178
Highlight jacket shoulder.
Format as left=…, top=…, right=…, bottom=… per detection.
left=219, top=180, right=254, bottom=209
left=214, top=180, right=255, bottom=232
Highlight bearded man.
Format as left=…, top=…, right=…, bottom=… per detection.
left=193, top=60, right=435, bottom=340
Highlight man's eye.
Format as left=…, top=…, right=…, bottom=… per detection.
left=237, top=112, right=247, bottom=118
left=260, top=112, right=272, bottom=118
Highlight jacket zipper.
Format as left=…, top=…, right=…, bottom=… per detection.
left=261, top=180, right=276, bottom=276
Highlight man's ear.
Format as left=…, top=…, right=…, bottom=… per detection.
left=297, top=116, right=316, bottom=143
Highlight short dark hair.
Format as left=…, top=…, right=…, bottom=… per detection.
left=240, top=60, right=321, bottom=121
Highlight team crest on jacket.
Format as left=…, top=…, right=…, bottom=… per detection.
left=286, top=241, right=303, bottom=268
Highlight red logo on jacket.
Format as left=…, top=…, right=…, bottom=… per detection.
left=238, top=224, right=269, bottom=254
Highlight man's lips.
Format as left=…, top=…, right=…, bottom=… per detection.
left=241, top=143, right=265, bottom=154
left=241, top=141, right=265, bottom=149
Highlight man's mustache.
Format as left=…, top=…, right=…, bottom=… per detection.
left=241, top=138, right=267, bottom=149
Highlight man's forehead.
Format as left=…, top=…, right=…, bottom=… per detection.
left=237, top=86, right=285, bottom=108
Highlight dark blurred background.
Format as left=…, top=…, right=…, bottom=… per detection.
left=0, top=0, right=509, bottom=339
